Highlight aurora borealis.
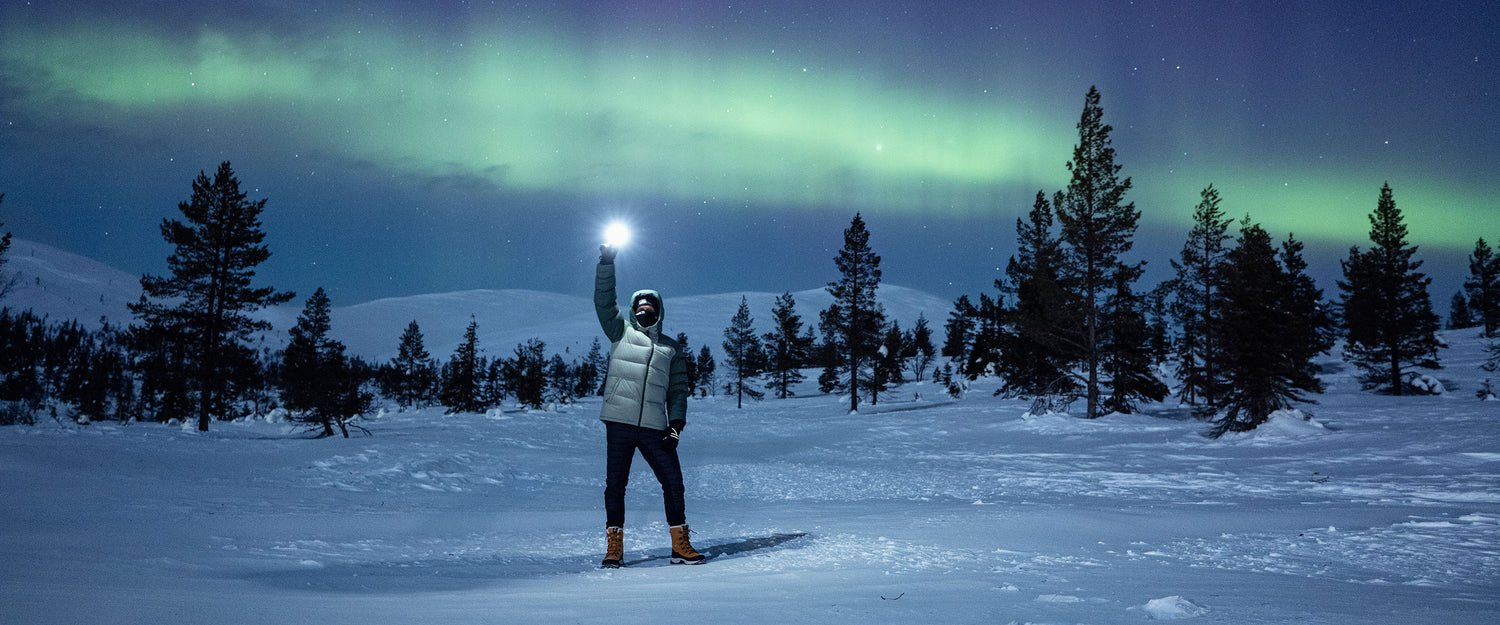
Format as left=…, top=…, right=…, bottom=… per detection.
left=1, top=1, right=1495, bottom=305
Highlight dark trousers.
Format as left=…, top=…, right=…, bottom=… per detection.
left=604, top=421, right=686, bottom=528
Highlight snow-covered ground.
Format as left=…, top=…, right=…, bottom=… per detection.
left=2, top=238, right=1498, bottom=623
left=3, top=331, right=1498, bottom=624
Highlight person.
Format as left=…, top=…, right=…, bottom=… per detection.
left=594, top=243, right=704, bottom=568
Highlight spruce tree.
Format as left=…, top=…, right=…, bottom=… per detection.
left=1213, top=221, right=1322, bottom=436
left=822, top=213, right=885, bottom=412
left=909, top=313, right=936, bottom=383
left=722, top=296, right=766, bottom=408
left=1338, top=183, right=1441, bottom=394
left=1465, top=238, right=1499, bottom=337
left=997, top=190, right=1076, bottom=397
left=1054, top=87, right=1142, bottom=418
left=129, top=162, right=294, bottom=431
left=508, top=338, right=548, bottom=409
left=0, top=193, right=12, bottom=300
left=763, top=292, right=810, bottom=399
left=872, top=320, right=907, bottom=403
left=1167, top=184, right=1233, bottom=411
left=696, top=345, right=716, bottom=397
left=1448, top=292, right=1476, bottom=330
left=579, top=337, right=605, bottom=398
left=440, top=318, right=486, bottom=412
left=675, top=332, right=698, bottom=397
left=391, top=320, right=435, bottom=409
left=282, top=288, right=370, bottom=437
left=940, top=295, right=976, bottom=366
left=1101, top=266, right=1168, bottom=414
left=1279, top=234, right=1337, bottom=384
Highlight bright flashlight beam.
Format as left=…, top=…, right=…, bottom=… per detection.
left=604, top=222, right=631, bottom=248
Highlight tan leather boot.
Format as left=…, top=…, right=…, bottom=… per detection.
left=670, top=524, right=706, bottom=564
left=602, top=527, right=623, bottom=569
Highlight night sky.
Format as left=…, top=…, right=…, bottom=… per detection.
left=1, top=1, right=1495, bottom=308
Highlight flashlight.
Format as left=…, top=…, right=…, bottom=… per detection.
left=604, top=222, right=631, bottom=248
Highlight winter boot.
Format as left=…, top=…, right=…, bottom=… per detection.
left=670, top=524, right=707, bottom=565
left=602, top=527, right=624, bottom=569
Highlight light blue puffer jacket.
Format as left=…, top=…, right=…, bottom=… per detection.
left=594, top=262, right=688, bottom=430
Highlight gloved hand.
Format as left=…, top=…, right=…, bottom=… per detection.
left=599, top=244, right=618, bottom=264
left=662, top=420, right=684, bottom=451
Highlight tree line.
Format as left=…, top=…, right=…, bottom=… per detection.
left=2, top=89, right=1498, bottom=434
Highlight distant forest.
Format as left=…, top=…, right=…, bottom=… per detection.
left=1, top=88, right=1497, bottom=436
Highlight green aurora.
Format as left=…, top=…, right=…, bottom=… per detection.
left=4, top=16, right=1490, bottom=252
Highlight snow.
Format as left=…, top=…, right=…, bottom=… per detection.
left=1138, top=595, right=1209, bottom=619
left=2, top=240, right=1499, bottom=623
left=4, top=352, right=1499, bottom=624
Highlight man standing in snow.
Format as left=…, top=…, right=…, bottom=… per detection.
left=594, top=243, right=704, bottom=568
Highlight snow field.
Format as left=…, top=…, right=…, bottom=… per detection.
left=3, top=331, right=1500, bottom=623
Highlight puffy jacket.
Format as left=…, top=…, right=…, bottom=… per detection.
left=595, top=262, right=688, bottom=430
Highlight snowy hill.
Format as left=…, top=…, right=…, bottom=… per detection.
left=0, top=238, right=953, bottom=363
left=0, top=239, right=141, bottom=327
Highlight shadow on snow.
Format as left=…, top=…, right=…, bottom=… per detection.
left=235, top=532, right=812, bottom=593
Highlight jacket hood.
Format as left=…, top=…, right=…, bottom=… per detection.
left=628, top=289, right=664, bottom=331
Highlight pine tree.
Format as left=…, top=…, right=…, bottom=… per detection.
left=1279, top=234, right=1337, bottom=384
left=509, top=338, right=548, bottom=409
left=940, top=295, right=976, bottom=365
left=1449, top=292, right=1476, bottom=330
left=281, top=288, right=370, bottom=437
left=1465, top=238, right=1500, bottom=337
left=440, top=318, right=486, bottom=412
left=546, top=354, right=573, bottom=404
left=964, top=293, right=1004, bottom=379
left=821, top=213, right=886, bottom=412
left=872, top=320, right=908, bottom=403
left=391, top=320, right=435, bottom=409
left=1167, top=184, right=1233, bottom=411
left=997, top=190, right=1076, bottom=397
left=909, top=313, right=936, bottom=383
left=675, top=332, right=698, bottom=397
left=1054, top=87, right=1142, bottom=418
left=1213, top=222, right=1323, bottom=436
left=763, top=292, right=810, bottom=399
left=696, top=345, right=716, bottom=397
left=0, top=193, right=13, bottom=301
left=1338, top=183, right=1441, bottom=394
left=1101, top=266, right=1168, bottom=414
left=579, top=337, right=605, bottom=398
left=722, top=296, right=766, bottom=408
left=129, top=163, right=294, bottom=431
